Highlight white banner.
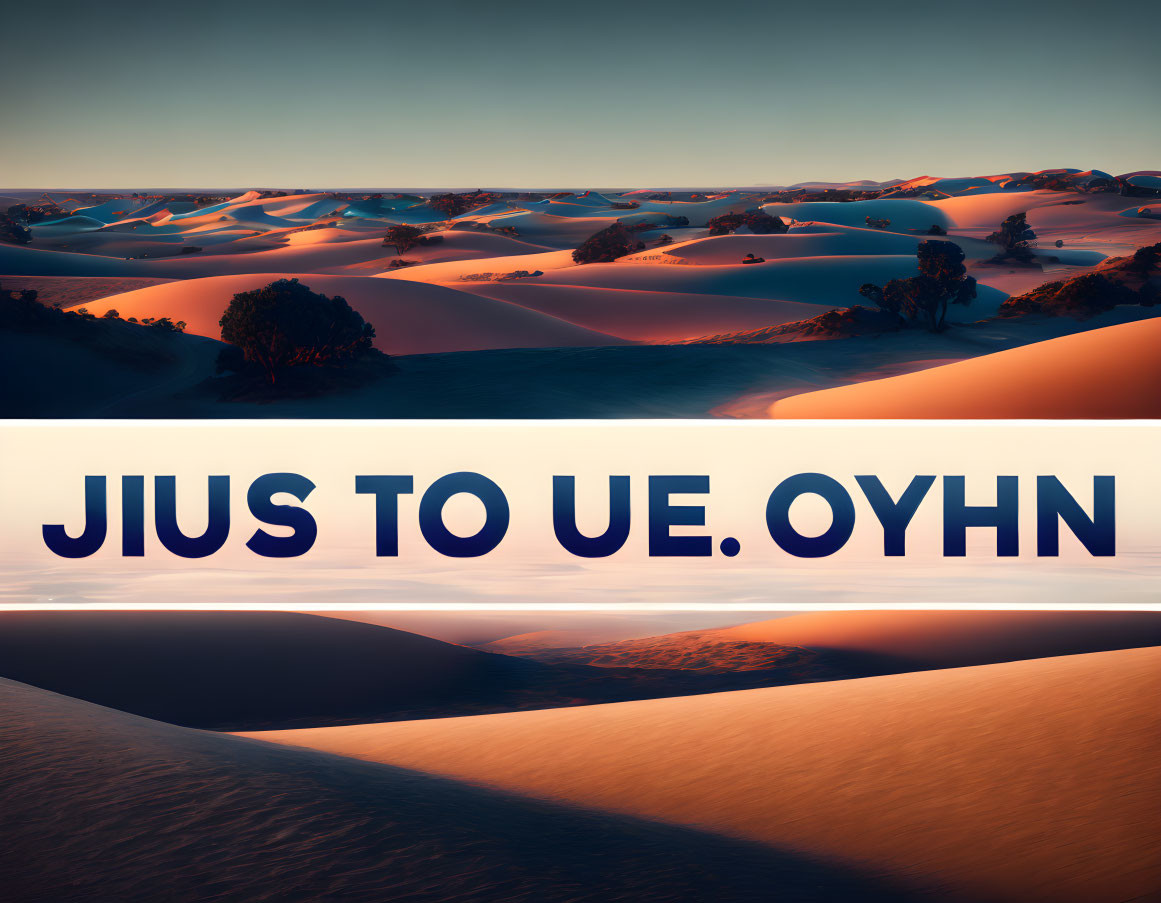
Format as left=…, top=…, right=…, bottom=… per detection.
left=1, top=420, right=1158, bottom=611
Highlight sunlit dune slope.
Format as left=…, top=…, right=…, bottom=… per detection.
left=74, top=272, right=626, bottom=354
left=250, top=647, right=1161, bottom=903
left=0, top=679, right=906, bottom=903
left=767, top=316, right=1161, bottom=418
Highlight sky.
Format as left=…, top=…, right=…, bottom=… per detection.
left=1, top=0, right=1157, bottom=189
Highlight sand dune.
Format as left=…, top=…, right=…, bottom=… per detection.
left=378, top=248, right=575, bottom=282
left=459, top=282, right=826, bottom=342
left=760, top=198, right=952, bottom=231
left=531, top=253, right=1008, bottom=315
left=250, top=647, right=1161, bottom=903
left=76, top=272, right=626, bottom=354
left=767, top=316, right=1161, bottom=418
left=0, top=678, right=904, bottom=903
left=0, top=612, right=570, bottom=729
left=623, top=226, right=996, bottom=265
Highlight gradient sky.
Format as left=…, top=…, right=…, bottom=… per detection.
left=1, top=0, right=1157, bottom=189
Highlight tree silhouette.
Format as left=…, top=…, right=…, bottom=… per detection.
left=572, top=223, right=645, bottom=264
left=383, top=224, right=425, bottom=254
left=859, top=240, right=976, bottom=332
left=987, top=212, right=1037, bottom=263
left=219, top=279, right=376, bottom=384
left=0, top=214, right=32, bottom=245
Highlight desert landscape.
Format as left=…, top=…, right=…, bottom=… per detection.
left=3, top=171, right=1160, bottom=417
left=0, top=608, right=1159, bottom=902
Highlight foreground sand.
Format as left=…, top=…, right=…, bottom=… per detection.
left=248, top=647, right=1161, bottom=903
left=767, top=317, right=1161, bottom=418
left=0, top=678, right=906, bottom=902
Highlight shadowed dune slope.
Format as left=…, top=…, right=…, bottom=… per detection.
left=250, top=647, right=1161, bottom=903
left=0, top=612, right=862, bottom=730
left=0, top=612, right=564, bottom=730
left=0, top=679, right=909, bottom=903
left=768, top=316, right=1161, bottom=418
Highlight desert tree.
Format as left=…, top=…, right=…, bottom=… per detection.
left=987, top=212, right=1037, bottom=263
left=572, top=222, right=645, bottom=264
left=218, top=278, right=376, bottom=384
left=383, top=224, right=425, bottom=254
left=859, top=240, right=977, bottom=332
left=0, top=214, right=32, bottom=245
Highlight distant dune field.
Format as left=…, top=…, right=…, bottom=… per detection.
left=4, top=174, right=1159, bottom=417
left=481, top=608, right=1161, bottom=672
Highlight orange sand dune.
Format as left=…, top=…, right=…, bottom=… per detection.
left=767, top=317, right=1161, bottom=418
left=250, top=647, right=1161, bottom=903
left=0, top=679, right=904, bottom=902
left=76, top=273, right=626, bottom=355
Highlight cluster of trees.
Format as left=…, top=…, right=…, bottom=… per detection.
left=999, top=242, right=1160, bottom=318
left=865, top=216, right=891, bottom=229
left=7, top=202, right=65, bottom=223
left=0, top=214, right=31, bottom=244
left=427, top=191, right=496, bottom=218
left=218, top=278, right=378, bottom=384
left=572, top=222, right=645, bottom=264
left=383, top=224, right=444, bottom=254
left=763, top=188, right=885, bottom=203
left=987, top=212, right=1037, bottom=263
left=84, top=308, right=186, bottom=330
left=0, top=283, right=185, bottom=335
left=706, top=212, right=787, bottom=235
left=859, top=240, right=977, bottom=332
